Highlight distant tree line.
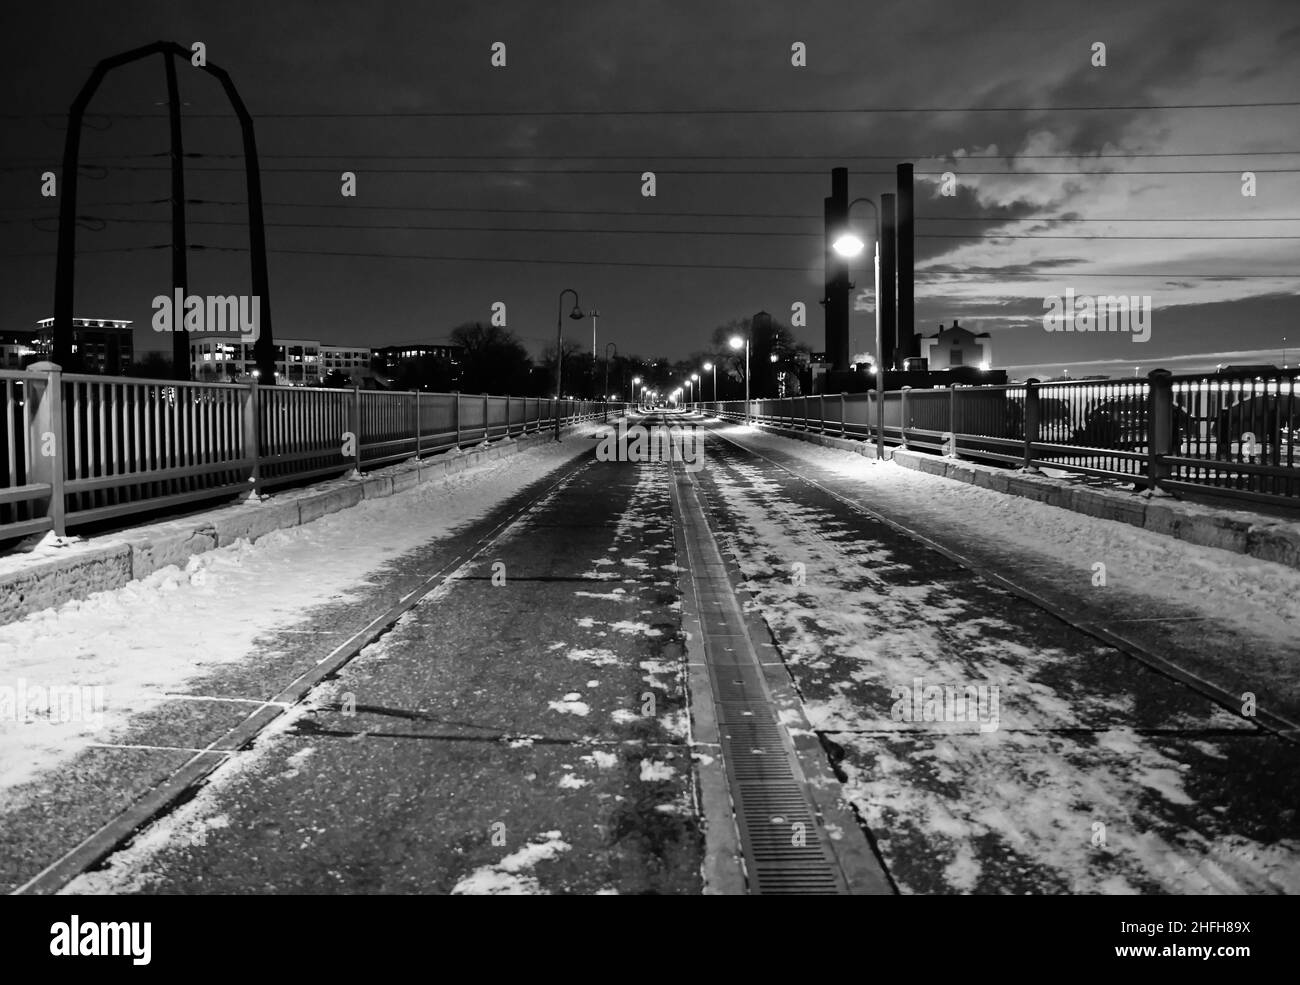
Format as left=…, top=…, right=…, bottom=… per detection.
left=120, top=311, right=813, bottom=400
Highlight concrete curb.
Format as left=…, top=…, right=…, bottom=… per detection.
left=0, top=424, right=593, bottom=625
left=725, top=419, right=1300, bottom=573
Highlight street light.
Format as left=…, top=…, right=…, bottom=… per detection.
left=834, top=197, right=884, bottom=460
left=603, top=341, right=617, bottom=421
left=690, top=372, right=699, bottom=408
left=554, top=288, right=584, bottom=441
left=729, top=334, right=750, bottom=423
left=589, top=307, right=600, bottom=397
left=703, top=361, right=716, bottom=402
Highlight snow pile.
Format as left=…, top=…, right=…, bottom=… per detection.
left=450, top=831, right=571, bottom=895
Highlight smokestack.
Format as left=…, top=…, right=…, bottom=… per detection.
left=824, top=167, right=850, bottom=372
left=896, top=163, right=915, bottom=366
left=880, top=192, right=897, bottom=374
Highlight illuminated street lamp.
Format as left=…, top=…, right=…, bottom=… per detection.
left=632, top=374, right=641, bottom=404
left=603, top=341, right=617, bottom=422
left=554, top=288, right=585, bottom=441
left=703, top=361, right=715, bottom=401
left=589, top=307, right=601, bottom=397
left=833, top=197, right=884, bottom=460
left=729, top=334, right=750, bottom=423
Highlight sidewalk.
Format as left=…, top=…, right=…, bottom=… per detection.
left=0, top=428, right=569, bottom=626
left=721, top=415, right=1300, bottom=573
left=703, top=421, right=1300, bottom=726
left=1, top=429, right=708, bottom=894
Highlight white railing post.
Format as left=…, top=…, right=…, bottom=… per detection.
left=413, top=390, right=421, bottom=459
left=948, top=386, right=959, bottom=458
left=26, top=362, right=67, bottom=536
left=350, top=386, right=363, bottom=475
left=900, top=386, right=912, bottom=449
left=241, top=376, right=261, bottom=500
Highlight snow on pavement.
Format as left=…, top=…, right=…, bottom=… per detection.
left=700, top=424, right=1300, bottom=894
left=721, top=424, right=1300, bottom=651
left=0, top=441, right=586, bottom=797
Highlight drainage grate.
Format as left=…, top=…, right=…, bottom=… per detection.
left=674, top=468, right=849, bottom=895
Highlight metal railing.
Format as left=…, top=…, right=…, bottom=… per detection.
left=695, top=367, right=1300, bottom=507
left=2, top=362, right=613, bottom=539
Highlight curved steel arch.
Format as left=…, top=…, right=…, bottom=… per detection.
left=53, top=40, right=275, bottom=382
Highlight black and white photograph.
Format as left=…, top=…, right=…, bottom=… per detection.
left=0, top=0, right=1293, bottom=958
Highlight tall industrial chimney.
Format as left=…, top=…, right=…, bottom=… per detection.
left=896, top=163, right=916, bottom=367
left=824, top=167, right=850, bottom=372
left=880, top=192, right=897, bottom=374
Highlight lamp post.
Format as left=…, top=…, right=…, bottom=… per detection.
left=690, top=372, right=699, bottom=409
left=704, top=361, right=715, bottom=402
left=603, top=341, right=617, bottom=421
left=554, top=288, right=584, bottom=441
left=631, top=374, right=640, bottom=405
left=589, top=307, right=600, bottom=398
left=833, top=197, right=884, bottom=461
left=729, top=334, right=750, bottom=423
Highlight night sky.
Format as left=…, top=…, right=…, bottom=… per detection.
left=1, top=0, right=1297, bottom=379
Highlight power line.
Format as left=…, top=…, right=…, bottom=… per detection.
left=0, top=199, right=169, bottom=212
left=64, top=215, right=1300, bottom=240
left=0, top=244, right=168, bottom=257
left=10, top=199, right=1294, bottom=224
left=9, top=201, right=1294, bottom=227
left=187, top=243, right=1300, bottom=277
left=8, top=148, right=1300, bottom=162
left=222, top=201, right=1300, bottom=222
left=80, top=163, right=1300, bottom=176
left=6, top=98, right=1296, bottom=119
